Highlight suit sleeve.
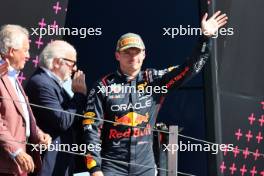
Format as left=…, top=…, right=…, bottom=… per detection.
left=27, top=82, right=86, bottom=132
left=157, top=36, right=210, bottom=92
left=83, top=83, right=104, bottom=173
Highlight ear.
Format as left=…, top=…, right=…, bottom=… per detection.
left=142, top=50, right=146, bottom=60
left=7, top=47, right=15, bottom=58
left=52, top=58, right=61, bottom=69
left=115, top=52, right=120, bottom=61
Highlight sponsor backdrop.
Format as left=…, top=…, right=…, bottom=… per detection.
left=0, top=0, right=69, bottom=86
left=205, top=0, right=264, bottom=175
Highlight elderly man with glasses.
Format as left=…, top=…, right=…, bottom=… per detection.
left=26, top=40, right=87, bottom=176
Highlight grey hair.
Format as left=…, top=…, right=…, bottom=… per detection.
left=0, top=24, right=29, bottom=55
left=39, top=40, right=77, bottom=69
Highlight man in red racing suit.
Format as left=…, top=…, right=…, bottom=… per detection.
left=83, top=11, right=228, bottom=176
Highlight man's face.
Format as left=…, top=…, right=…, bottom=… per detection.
left=116, top=47, right=145, bottom=74
left=8, top=36, right=30, bottom=70
left=58, top=53, right=77, bottom=81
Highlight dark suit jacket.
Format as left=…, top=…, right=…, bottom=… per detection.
left=26, top=67, right=86, bottom=176
left=0, top=74, right=43, bottom=175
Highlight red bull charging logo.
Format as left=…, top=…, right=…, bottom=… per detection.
left=114, top=112, right=149, bottom=127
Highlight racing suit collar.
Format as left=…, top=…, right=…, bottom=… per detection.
left=116, top=67, right=142, bottom=82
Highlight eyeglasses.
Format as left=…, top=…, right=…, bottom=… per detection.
left=61, top=58, right=76, bottom=68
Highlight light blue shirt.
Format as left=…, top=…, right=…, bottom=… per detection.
left=41, top=67, right=74, bottom=98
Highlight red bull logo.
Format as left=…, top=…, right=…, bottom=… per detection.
left=109, top=124, right=151, bottom=139
left=114, top=112, right=149, bottom=127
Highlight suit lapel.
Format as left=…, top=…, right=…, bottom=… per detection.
left=1, top=75, right=26, bottom=120
left=16, top=78, right=40, bottom=143
left=16, top=79, right=36, bottom=123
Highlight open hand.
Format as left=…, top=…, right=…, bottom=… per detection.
left=201, top=11, right=228, bottom=37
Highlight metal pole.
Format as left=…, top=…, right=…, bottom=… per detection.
left=168, top=126, right=178, bottom=176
